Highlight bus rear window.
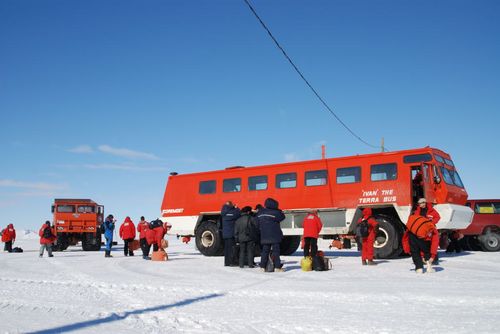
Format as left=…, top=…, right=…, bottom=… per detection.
left=305, top=170, right=327, bottom=186
left=371, top=163, right=397, bottom=181
left=199, top=180, right=216, bottom=194
left=57, top=205, right=75, bottom=213
left=276, top=173, right=297, bottom=189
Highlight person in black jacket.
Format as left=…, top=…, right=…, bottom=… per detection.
left=256, top=198, right=286, bottom=271
left=221, top=201, right=241, bottom=267
left=234, top=206, right=259, bottom=268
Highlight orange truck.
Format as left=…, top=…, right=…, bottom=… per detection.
left=160, top=147, right=473, bottom=258
left=51, top=198, right=104, bottom=251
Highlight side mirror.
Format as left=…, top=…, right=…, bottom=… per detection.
left=51, top=205, right=55, bottom=213
left=434, top=175, right=441, bottom=184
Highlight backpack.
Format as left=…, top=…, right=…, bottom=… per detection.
left=100, top=223, right=105, bottom=234
left=356, top=220, right=370, bottom=238
left=312, top=255, right=326, bottom=271
left=43, top=227, right=53, bottom=239
left=150, top=219, right=163, bottom=229
left=12, top=247, right=23, bottom=253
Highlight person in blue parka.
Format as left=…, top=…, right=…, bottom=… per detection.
left=257, top=198, right=286, bottom=271
left=221, top=201, right=241, bottom=266
left=104, top=214, right=116, bottom=258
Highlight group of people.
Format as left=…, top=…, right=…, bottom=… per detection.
left=222, top=198, right=286, bottom=271
left=102, top=215, right=170, bottom=259
left=1, top=196, right=444, bottom=274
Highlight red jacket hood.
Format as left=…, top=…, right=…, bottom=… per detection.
left=362, top=208, right=372, bottom=219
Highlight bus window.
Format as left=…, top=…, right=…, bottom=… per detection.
left=403, top=153, right=432, bottom=163
left=223, top=178, right=241, bottom=193
left=305, top=170, right=327, bottom=186
left=439, top=167, right=454, bottom=185
left=494, top=202, right=500, bottom=214
left=336, top=167, right=361, bottom=184
left=199, top=180, right=216, bottom=194
left=77, top=205, right=95, bottom=213
left=57, top=205, right=75, bottom=213
left=248, top=175, right=268, bottom=191
left=371, top=163, right=397, bottom=181
left=276, top=173, right=297, bottom=189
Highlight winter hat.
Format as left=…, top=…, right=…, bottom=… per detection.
left=124, top=216, right=132, bottom=223
left=241, top=206, right=252, bottom=214
left=418, top=198, right=427, bottom=204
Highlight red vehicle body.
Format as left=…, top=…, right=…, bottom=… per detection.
left=51, top=199, right=104, bottom=251
left=160, top=147, right=473, bottom=258
left=460, top=199, right=500, bottom=252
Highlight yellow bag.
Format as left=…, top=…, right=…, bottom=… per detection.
left=301, top=257, right=313, bottom=272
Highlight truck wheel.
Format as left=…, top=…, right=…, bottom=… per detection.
left=479, top=233, right=500, bottom=252
left=195, top=221, right=223, bottom=256
left=374, top=215, right=402, bottom=259
left=53, top=234, right=69, bottom=251
left=82, top=232, right=102, bottom=251
left=280, top=236, right=301, bottom=255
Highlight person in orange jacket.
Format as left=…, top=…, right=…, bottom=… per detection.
left=39, top=221, right=56, bottom=257
left=119, top=216, right=136, bottom=256
left=414, top=198, right=441, bottom=264
left=403, top=224, right=439, bottom=274
left=302, top=209, right=323, bottom=258
left=137, top=216, right=151, bottom=260
left=2, top=224, right=16, bottom=252
left=357, top=208, right=378, bottom=265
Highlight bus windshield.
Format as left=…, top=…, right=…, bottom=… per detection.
left=440, top=166, right=464, bottom=188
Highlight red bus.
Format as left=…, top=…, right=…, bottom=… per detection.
left=160, top=147, right=473, bottom=258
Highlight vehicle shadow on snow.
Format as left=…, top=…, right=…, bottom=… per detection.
left=26, top=292, right=224, bottom=334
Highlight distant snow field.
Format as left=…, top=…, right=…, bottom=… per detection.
left=1, top=237, right=499, bottom=334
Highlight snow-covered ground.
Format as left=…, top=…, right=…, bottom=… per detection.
left=1, top=236, right=499, bottom=334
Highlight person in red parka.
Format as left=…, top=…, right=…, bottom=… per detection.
left=414, top=198, right=441, bottom=264
left=39, top=221, right=56, bottom=257
left=403, top=223, right=439, bottom=274
left=119, top=216, right=136, bottom=256
left=146, top=219, right=165, bottom=252
left=358, top=208, right=378, bottom=265
left=137, top=216, right=151, bottom=260
left=302, top=210, right=323, bottom=258
left=2, top=223, right=16, bottom=253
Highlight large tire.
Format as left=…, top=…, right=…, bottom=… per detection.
left=374, top=215, right=403, bottom=259
left=82, top=232, right=102, bottom=251
left=280, top=236, right=301, bottom=255
left=53, top=233, right=69, bottom=251
left=478, top=233, right=500, bottom=252
left=195, top=221, right=223, bottom=256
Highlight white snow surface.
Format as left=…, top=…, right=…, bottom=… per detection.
left=1, top=237, right=499, bottom=334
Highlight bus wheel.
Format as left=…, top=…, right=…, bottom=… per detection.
left=479, top=233, right=500, bottom=252
left=280, top=236, right=301, bottom=255
left=195, top=221, right=223, bottom=256
left=53, top=234, right=69, bottom=251
left=374, top=215, right=402, bottom=259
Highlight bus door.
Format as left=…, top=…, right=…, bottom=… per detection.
left=421, top=163, right=437, bottom=204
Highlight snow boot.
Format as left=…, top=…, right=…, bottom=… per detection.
left=105, top=250, right=112, bottom=258
left=416, top=268, right=424, bottom=274
left=361, top=259, right=367, bottom=265
left=367, top=260, right=377, bottom=266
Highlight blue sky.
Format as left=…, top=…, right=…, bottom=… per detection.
left=1, top=0, right=499, bottom=230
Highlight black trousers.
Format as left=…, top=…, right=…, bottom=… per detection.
left=140, top=238, right=151, bottom=257
left=4, top=241, right=12, bottom=252
left=239, top=241, right=255, bottom=267
left=224, top=237, right=235, bottom=266
left=304, top=237, right=318, bottom=257
left=123, top=238, right=134, bottom=256
left=409, top=232, right=431, bottom=270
